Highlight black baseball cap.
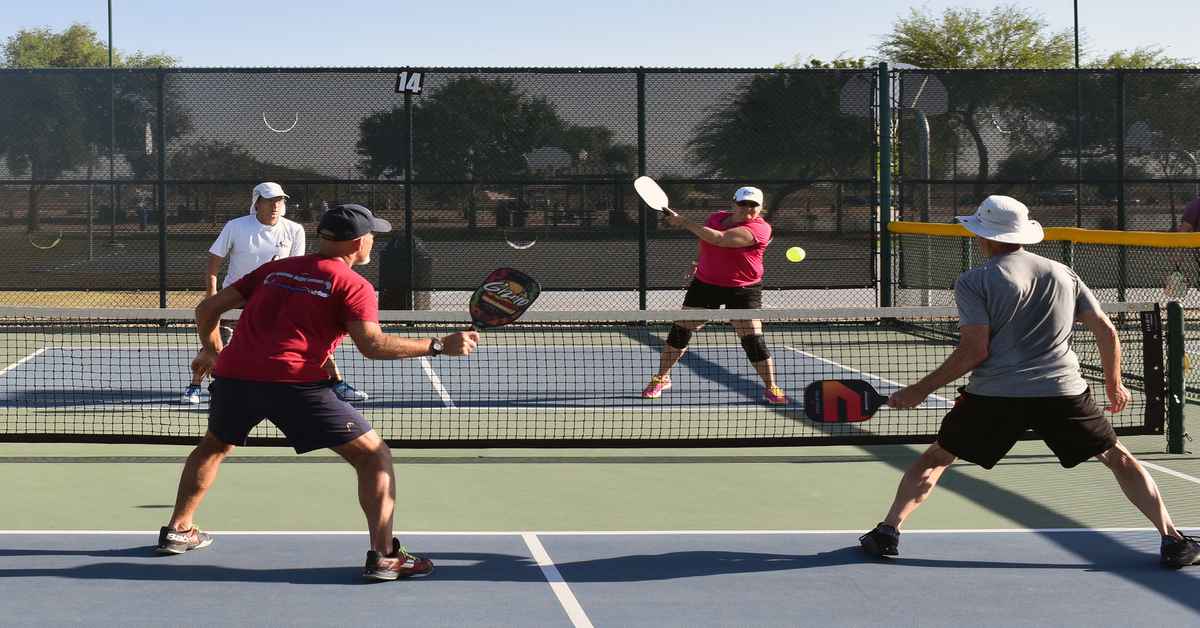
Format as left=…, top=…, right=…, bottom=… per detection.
left=317, top=204, right=392, bottom=241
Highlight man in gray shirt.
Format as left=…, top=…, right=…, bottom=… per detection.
left=859, top=195, right=1199, bottom=569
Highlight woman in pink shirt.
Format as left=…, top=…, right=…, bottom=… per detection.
left=641, top=186, right=786, bottom=404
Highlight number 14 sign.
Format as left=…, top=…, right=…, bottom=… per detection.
left=395, top=71, right=425, bottom=94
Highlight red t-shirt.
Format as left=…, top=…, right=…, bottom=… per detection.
left=212, top=255, right=379, bottom=383
left=693, top=211, right=773, bottom=287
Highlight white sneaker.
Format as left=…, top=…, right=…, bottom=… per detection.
left=333, top=381, right=369, bottom=402
left=181, top=385, right=202, bottom=405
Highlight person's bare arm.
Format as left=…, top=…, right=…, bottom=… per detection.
left=888, top=324, right=990, bottom=408
left=204, top=254, right=224, bottom=297
left=347, top=320, right=479, bottom=359
left=665, top=212, right=756, bottom=248
left=681, top=222, right=756, bottom=247
left=196, top=288, right=244, bottom=352
left=1077, top=308, right=1130, bottom=413
left=191, top=287, right=245, bottom=379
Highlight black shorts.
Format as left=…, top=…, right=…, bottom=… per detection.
left=682, top=279, right=763, bottom=309
left=936, top=387, right=1117, bottom=469
left=207, top=377, right=373, bottom=454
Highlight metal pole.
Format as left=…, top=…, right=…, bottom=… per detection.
left=404, top=90, right=415, bottom=310
left=1167, top=302, right=1185, bottom=454
left=1074, top=0, right=1083, bottom=227
left=637, top=69, right=648, bottom=310
left=917, top=110, right=931, bottom=306
left=1074, top=0, right=1080, bottom=70
left=157, top=70, right=168, bottom=309
left=108, top=0, right=117, bottom=245
left=1116, top=70, right=1127, bottom=301
left=878, top=62, right=893, bottom=308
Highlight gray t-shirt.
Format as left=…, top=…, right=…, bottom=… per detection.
left=955, top=249, right=1102, bottom=397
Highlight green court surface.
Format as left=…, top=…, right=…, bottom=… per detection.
left=1, top=411, right=1197, bottom=534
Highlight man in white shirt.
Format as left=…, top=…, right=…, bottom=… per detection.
left=182, top=182, right=370, bottom=404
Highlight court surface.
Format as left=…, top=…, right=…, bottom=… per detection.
left=0, top=310, right=1195, bottom=626
left=2, top=426, right=1198, bottom=626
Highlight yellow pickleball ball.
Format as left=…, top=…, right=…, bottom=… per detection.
left=786, top=246, right=806, bottom=263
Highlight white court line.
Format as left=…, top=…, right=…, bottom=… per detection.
left=0, top=348, right=47, bottom=377
left=0, top=527, right=1190, bottom=536
left=521, top=533, right=593, bottom=628
left=1142, top=461, right=1200, bottom=487
left=418, top=357, right=455, bottom=408
left=784, top=345, right=953, bottom=408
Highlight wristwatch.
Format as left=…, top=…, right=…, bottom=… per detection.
left=428, top=338, right=444, bottom=357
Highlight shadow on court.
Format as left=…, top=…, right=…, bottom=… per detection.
left=0, top=543, right=1191, bottom=587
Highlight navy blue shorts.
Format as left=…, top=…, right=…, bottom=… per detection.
left=207, top=377, right=373, bottom=454
left=683, top=279, right=763, bottom=309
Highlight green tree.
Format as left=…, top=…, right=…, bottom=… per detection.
left=689, top=70, right=874, bottom=218
left=356, top=76, right=635, bottom=225
left=878, top=5, right=1073, bottom=69
left=170, top=140, right=330, bottom=221
left=0, top=23, right=183, bottom=231
left=1093, top=46, right=1192, bottom=69
left=777, top=56, right=868, bottom=70
left=877, top=5, right=1075, bottom=199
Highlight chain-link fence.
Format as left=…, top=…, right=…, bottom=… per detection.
left=4, top=66, right=1198, bottom=311
left=0, top=67, right=879, bottom=310
left=894, top=68, right=1200, bottom=232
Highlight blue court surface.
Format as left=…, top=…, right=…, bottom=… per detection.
left=0, top=529, right=1197, bottom=627
left=1, top=345, right=949, bottom=411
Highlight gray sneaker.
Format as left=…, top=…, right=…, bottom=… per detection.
left=156, top=526, right=213, bottom=555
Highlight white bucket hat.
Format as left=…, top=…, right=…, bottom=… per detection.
left=250, top=182, right=289, bottom=216
left=956, top=195, right=1043, bottom=245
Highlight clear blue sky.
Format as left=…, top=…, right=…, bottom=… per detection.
left=1, top=0, right=1196, bottom=67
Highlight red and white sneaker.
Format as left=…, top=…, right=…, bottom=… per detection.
left=765, top=386, right=788, bottom=405
left=641, top=375, right=672, bottom=399
left=364, top=538, right=434, bottom=581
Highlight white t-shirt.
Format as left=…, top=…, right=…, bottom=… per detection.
left=209, top=215, right=307, bottom=288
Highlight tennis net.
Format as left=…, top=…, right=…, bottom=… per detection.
left=0, top=303, right=1165, bottom=447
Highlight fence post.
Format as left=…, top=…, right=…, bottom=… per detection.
left=878, top=62, right=893, bottom=307
left=637, top=69, right=648, bottom=310
left=157, top=70, right=168, bottom=309
left=1168, top=302, right=1186, bottom=454
left=1116, top=70, right=1128, bottom=301
left=404, top=89, right=415, bottom=309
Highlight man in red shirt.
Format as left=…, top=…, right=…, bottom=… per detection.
left=155, top=204, right=479, bottom=581
left=641, top=186, right=786, bottom=404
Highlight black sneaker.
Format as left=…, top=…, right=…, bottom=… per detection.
left=1161, top=534, right=1200, bottom=569
left=156, top=526, right=213, bottom=555
left=363, top=538, right=434, bottom=581
left=859, top=523, right=900, bottom=558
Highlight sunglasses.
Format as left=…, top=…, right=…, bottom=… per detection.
left=735, top=201, right=760, bottom=208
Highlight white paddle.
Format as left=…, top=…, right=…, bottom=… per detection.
left=634, top=176, right=678, bottom=216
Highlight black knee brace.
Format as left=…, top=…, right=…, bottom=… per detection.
left=666, top=325, right=694, bottom=350
left=740, top=334, right=770, bottom=362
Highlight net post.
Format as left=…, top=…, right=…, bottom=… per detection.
left=1167, top=301, right=1186, bottom=454
left=878, top=62, right=893, bottom=307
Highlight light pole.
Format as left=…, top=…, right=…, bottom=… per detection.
left=108, top=0, right=117, bottom=246
left=1075, top=0, right=1084, bottom=69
